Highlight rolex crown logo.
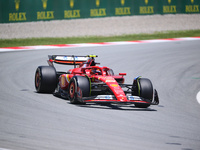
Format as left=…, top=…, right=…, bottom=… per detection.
left=70, top=0, right=74, bottom=8
left=191, top=0, right=194, bottom=4
left=168, top=0, right=171, bottom=4
left=42, top=0, right=48, bottom=10
left=15, top=0, right=20, bottom=11
left=121, top=0, right=125, bottom=6
left=96, top=0, right=100, bottom=7
left=145, top=0, right=148, bottom=5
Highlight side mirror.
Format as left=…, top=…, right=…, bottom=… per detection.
left=119, top=73, right=126, bottom=77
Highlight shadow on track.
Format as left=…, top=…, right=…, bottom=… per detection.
left=35, top=92, right=159, bottom=111
left=75, top=103, right=157, bottom=111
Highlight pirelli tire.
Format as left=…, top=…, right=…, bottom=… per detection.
left=68, top=76, right=90, bottom=104
left=132, top=78, right=153, bottom=108
left=35, top=66, right=57, bottom=93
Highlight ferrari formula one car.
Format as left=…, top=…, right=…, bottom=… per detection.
left=35, top=55, right=159, bottom=108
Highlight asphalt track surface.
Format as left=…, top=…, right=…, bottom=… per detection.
left=0, top=40, right=200, bottom=150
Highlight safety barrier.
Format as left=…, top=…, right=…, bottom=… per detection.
left=0, top=0, right=199, bottom=23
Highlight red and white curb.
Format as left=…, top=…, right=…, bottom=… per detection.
left=0, top=37, right=200, bottom=52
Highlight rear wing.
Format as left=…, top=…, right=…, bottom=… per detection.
left=48, top=55, right=97, bottom=67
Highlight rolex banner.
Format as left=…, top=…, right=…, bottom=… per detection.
left=0, top=0, right=199, bottom=23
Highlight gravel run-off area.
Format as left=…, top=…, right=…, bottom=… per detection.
left=0, top=14, right=200, bottom=39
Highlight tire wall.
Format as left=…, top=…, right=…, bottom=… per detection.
left=1, top=0, right=199, bottom=23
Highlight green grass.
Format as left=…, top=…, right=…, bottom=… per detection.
left=0, top=30, right=200, bottom=48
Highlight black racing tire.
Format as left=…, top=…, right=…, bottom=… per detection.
left=35, top=66, right=57, bottom=93
left=68, top=76, right=90, bottom=104
left=132, top=78, right=153, bottom=108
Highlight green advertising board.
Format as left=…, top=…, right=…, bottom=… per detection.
left=0, top=0, right=199, bottom=23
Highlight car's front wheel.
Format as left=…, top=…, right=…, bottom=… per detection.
left=68, top=76, right=90, bottom=104
left=132, top=77, right=153, bottom=108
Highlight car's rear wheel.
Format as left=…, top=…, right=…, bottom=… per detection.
left=68, top=76, right=90, bottom=104
left=132, top=78, right=153, bottom=108
left=35, top=66, right=57, bottom=93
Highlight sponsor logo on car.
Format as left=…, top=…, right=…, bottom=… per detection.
left=111, top=84, right=118, bottom=87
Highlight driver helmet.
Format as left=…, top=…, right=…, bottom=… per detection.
left=91, top=69, right=101, bottom=75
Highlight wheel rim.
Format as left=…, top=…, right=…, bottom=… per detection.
left=69, top=82, right=75, bottom=98
left=35, top=71, right=40, bottom=89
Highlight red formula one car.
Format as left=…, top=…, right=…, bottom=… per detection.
left=35, top=55, right=159, bottom=108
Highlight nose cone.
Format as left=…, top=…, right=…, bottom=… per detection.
left=117, top=95, right=128, bottom=102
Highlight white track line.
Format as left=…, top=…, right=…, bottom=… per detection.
left=0, top=148, right=12, bottom=150
left=0, top=37, right=200, bottom=53
left=196, top=91, right=200, bottom=105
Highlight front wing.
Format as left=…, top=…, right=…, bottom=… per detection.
left=83, top=95, right=159, bottom=105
